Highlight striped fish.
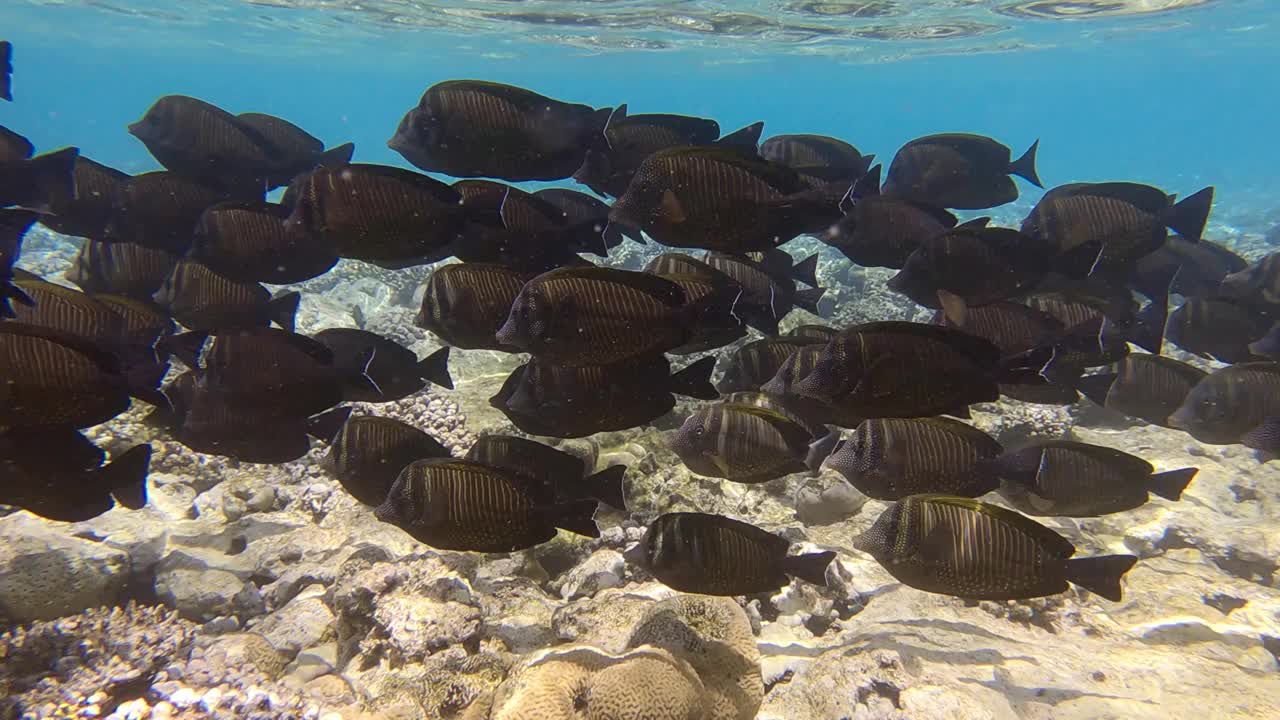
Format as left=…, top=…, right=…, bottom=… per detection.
left=154, top=259, right=298, bottom=332
left=191, top=201, right=337, bottom=284
left=671, top=400, right=834, bottom=484
left=854, top=495, right=1138, bottom=601
left=107, top=170, right=255, bottom=254
left=42, top=156, right=129, bottom=239
left=375, top=458, right=599, bottom=552
left=416, top=263, right=533, bottom=351
left=1169, top=362, right=1280, bottom=445
left=1221, top=252, right=1280, bottom=306
left=323, top=415, right=451, bottom=506
left=66, top=238, right=178, bottom=299
left=1077, top=354, right=1206, bottom=429
left=628, top=512, right=834, bottom=596
left=720, top=337, right=823, bottom=393
left=466, top=434, right=627, bottom=510
left=11, top=275, right=127, bottom=344
left=826, top=417, right=1003, bottom=500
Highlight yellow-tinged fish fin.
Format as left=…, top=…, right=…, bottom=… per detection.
left=661, top=189, right=688, bottom=223
left=937, top=289, right=967, bottom=326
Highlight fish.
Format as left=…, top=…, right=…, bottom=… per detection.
left=702, top=251, right=825, bottom=335
left=822, top=164, right=958, bottom=269
left=65, top=238, right=179, bottom=300
left=1250, top=322, right=1280, bottom=360
left=107, top=171, right=259, bottom=254
left=466, top=435, right=627, bottom=510
left=191, top=201, right=338, bottom=284
left=234, top=111, right=355, bottom=188
left=756, top=344, right=865, bottom=428
left=0, top=141, right=78, bottom=213
left=671, top=399, right=837, bottom=484
left=321, top=414, right=452, bottom=506
left=0, top=427, right=150, bottom=522
left=91, top=293, right=177, bottom=365
left=573, top=104, right=725, bottom=198
left=1076, top=354, right=1207, bottom=428
left=760, top=134, right=875, bottom=189
left=882, top=134, right=1041, bottom=209
left=491, top=354, right=718, bottom=439
left=1, top=208, right=37, bottom=317
left=8, top=274, right=136, bottom=349
left=389, top=80, right=613, bottom=182
left=154, top=259, right=300, bottom=332
left=1133, top=235, right=1246, bottom=299
left=0, top=40, right=10, bottom=101
left=466, top=181, right=607, bottom=267
left=374, top=458, right=600, bottom=552
left=128, top=95, right=293, bottom=193
left=1165, top=297, right=1272, bottom=363
left=161, top=371, right=348, bottom=464
left=643, top=252, right=737, bottom=284
left=532, top=188, right=624, bottom=251
left=283, top=163, right=468, bottom=268
left=1168, top=362, right=1280, bottom=447
left=416, top=262, right=534, bottom=351
left=607, top=146, right=842, bottom=252
left=785, top=324, right=838, bottom=343
left=655, top=273, right=749, bottom=354
left=825, top=417, right=1003, bottom=500
left=0, top=322, right=168, bottom=428
left=853, top=495, right=1138, bottom=601
left=989, top=440, right=1197, bottom=517
left=887, top=225, right=1049, bottom=310
left=625, top=512, right=835, bottom=596
left=718, top=336, right=825, bottom=393
left=790, top=321, right=1046, bottom=420
left=932, top=301, right=1080, bottom=403
left=1024, top=290, right=1133, bottom=370
left=494, top=266, right=739, bottom=367
left=41, top=156, right=130, bottom=239
left=1219, top=252, right=1280, bottom=308
left=1021, top=182, right=1215, bottom=278
left=312, top=328, right=453, bottom=401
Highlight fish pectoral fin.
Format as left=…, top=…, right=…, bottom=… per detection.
left=660, top=189, right=688, bottom=224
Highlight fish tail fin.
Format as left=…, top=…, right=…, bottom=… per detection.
left=783, top=550, right=836, bottom=586
left=716, top=121, right=764, bottom=152
left=584, top=465, right=628, bottom=510
left=553, top=499, right=600, bottom=538
left=1149, top=467, right=1197, bottom=501
left=0, top=277, right=33, bottom=319
left=668, top=356, right=719, bottom=400
left=743, top=309, right=780, bottom=337
left=956, top=216, right=992, bottom=229
left=859, top=154, right=876, bottom=176
left=306, top=406, right=351, bottom=444
left=794, top=287, right=826, bottom=315
left=1065, top=554, right=1138, bottom=601
left=268, top=290, right=301, bottom=333
left=318, top=142, right=355, bottom=168
left=792, top=253, right=820, bottom=288
left=588, top=107, right=615, bottom=150
left=1009, top=139, right=1042, bottom=188
left=804, top=431, right=839, bottom=473
left=417, top=346, right=453, bottom=390
left=157, top=330, right=209, bottom=370
left=681, top=284, right=743, bottom=338
left=1074, top=372, right=1117, bottom=407
left=997, top=344, right=1057, bottom=385
left=1163, top=186, right=1214, bottom=241
left=125, top=362, right=173, bottom=410
left=1241, top=419, right=1280, bottom=460
left=353, top=346, right=385, bottom=399
left=100, top=444, right=152, bottom=510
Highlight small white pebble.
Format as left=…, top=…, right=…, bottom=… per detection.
left=80, top=705, right=101, bottom=718
left=168, top=688, right=199, bottom=709
left=320, top=713, right=344, bottom=720
left=88, top=692, right=109, bottom=706
left=198, top=688, right=223, bottom=712
left=151, top=702, right=174, bottom=720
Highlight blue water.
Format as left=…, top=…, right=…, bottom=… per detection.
left=4, top=1, right=1279, bottom=223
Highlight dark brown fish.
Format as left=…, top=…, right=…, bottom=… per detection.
left=887, top=225, right=1049, bottom=310
left=0, top=143, right=78, bottom=213
left=760, top=133, right=874, bottom=188
left=154, top=259, right=299, bottom=332
left=0, top=322, right=167, bottom=428
left=0, top=427, right=150, bottom=522
left=312, top=327, right=452, bottom=401
left=990, top=440, right=1197, bottom=517
left=853, top=495, right=1138, bottom=601
left=283, top=163, right=467, bottom=268
left=374, top=458, right=600, bottom=551
left=41, top=156, right=130, bottom=239
left=1, top=209, right=37, bottom=318
left=389, top=80, right=612, bottom=182
left=322, top=414, right=451, bottom=506
left=932, top=301, right=1080, bottom=403
left=625, top=512, right=835, bottom=596
left=670, top=400, right=835, bottom=484
left=106, top=171, right=258, bottom=254
left=822, top=164, right=957, bottom=269
left=491, top=355, right=717, bottom=439
left=883, top=134, right=1041, bottom=209
left=1076, top=354, right=1206, bottom=428
left=757, top=344, right=865, bottom=428
left=1165, top=297, right=1271, bottom=364
left=1220, top=252, right=1280, bottom=308
left=450, top=180, right=603, bottom=268
left=91, top=293, right=176, bottom=364
left=656, top=273, right=749, bottom=354
left=1250, top=322, right=1280, bottom=360
left=1168, top=362, right=1280, bottom=446
left=234, top=111, right=355, bottom=188
left=1133, top=235, right=1246, bottom=299
left=9, top=274, right=131, bottom=344
left=825, top=417, right=1002, bottom=500
left=532, top=188, right=624, bottom=251
left=65, top=238, right=179, bottom=299
left=191, top=201, right=338, bottom=284
left=718, top=336, right=824, bottom=393
left=1022, top=183, right=1214, bottom=277
left=702, top=251, right=824, bottom=335
left=416, top=262, right=534, bottom=351
left=465, top=435, right=627, bottom=510
left=608, top=146, right=841, bottom=252
left=494, top=266, right=737, bottom=366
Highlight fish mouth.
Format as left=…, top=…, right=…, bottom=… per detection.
left=126, top=121, right=149, bottom=140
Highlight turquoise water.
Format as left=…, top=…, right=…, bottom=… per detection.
left=4, top=1, right=1279, bottom=218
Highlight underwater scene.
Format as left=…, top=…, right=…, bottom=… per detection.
left=2, top=1, right=1280, bottom=718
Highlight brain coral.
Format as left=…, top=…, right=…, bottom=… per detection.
left=626, top=595, right=763, bottom=720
